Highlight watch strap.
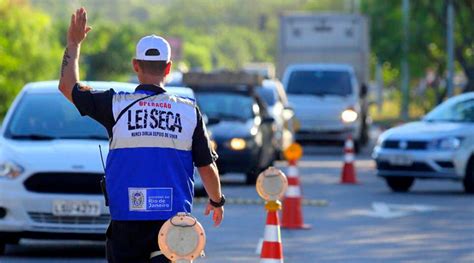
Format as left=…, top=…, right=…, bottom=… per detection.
left=209, top=195, right=225, bottom=207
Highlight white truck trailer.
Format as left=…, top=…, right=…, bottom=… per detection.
left=277, top=12, right=370, bottom=85
left=278, top=13, right=371, bottom=150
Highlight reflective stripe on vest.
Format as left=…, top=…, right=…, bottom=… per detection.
left=106, top=91, right=197, bottom=220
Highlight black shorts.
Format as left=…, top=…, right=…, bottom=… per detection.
left=106, top=220, right=170, bottom=263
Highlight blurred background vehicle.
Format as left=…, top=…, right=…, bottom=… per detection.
left=0, top=81, right=206, bottom=254
left=184, top=72, right=276, bottom=184
left=165, top=71, right=185, bottom=87
left=256, top=79, right=295, bottom=159
left=278, top=13, right=370, bottom=151
left=373, top=92, right=474, bottom=193
left=283, top=64, right=366, bottom=151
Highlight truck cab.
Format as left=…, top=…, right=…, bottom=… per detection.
left=282, top=63, right=367, bottom=150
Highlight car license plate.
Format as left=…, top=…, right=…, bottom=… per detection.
left=388, top=155, right=413, bottom=166
left=52, top=200, right=101, bottom=217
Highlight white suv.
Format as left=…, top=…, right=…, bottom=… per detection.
left=0, top=81, right=203, bottom=254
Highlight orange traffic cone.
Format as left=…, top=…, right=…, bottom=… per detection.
left=281, top=160, right=311, bottom=229
left=260, top=202, right=284, bottom=263
left=340, top=135, right=358, bottom=184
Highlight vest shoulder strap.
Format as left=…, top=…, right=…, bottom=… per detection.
left=114, top=94, right=156, bottom=125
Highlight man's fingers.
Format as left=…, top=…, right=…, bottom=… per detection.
left=83, top=10, right=88, bottom=25
left=213, top=211, right=219, bottom=226
left=75, top=9, right=80, bottom=21
left=78, top=9, right=86, bottom=28
left=85, top=26, right=92, bottom=34
left=204, top=204, right=211, bottom=215
left=213, top=210, right=222, bottom=227
left=70, top=13, right=76, bottom=28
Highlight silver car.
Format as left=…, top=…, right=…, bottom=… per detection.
left=256, top=79, right=295, bottom=157
left=373, top=92, right=474, bottom=193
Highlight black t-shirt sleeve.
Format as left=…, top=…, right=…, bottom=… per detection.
left=192, top=107, right=218, bottom=167
left=71, top=83, right=115, bottom=135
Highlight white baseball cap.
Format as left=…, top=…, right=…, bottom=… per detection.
left=135, top=35, right=171, bottom=62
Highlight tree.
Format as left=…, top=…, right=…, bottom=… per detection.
left=362, top=0, right=474, bottom=95
left=0, top=0, right=62, bottom=115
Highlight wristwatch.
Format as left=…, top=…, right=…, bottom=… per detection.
left=209, top=195, right=226, bottom=208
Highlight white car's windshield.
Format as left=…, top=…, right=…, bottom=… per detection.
left=286, top=70, right=353, bottom=96
left=424, top=98, right=474, bottom=123
left=5, top=92, right=108, bottom=140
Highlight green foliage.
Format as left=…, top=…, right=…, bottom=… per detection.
left=363, top=0, right=474, bottom=89
left=363, top=0, right=474, bottom=120
left=183, top=42, right=212, bottom=71
left=4, top=0, right=471, bottom=123
left=0, top=0, right=62, bottom=115
left=81, top=22, right=144, bottom=80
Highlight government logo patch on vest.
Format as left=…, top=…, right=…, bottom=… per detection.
left=128, top=187, right=173, bottom=212
left=129, top=189, right=146, bottom=211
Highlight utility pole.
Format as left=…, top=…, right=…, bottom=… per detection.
left=348, top=0, right=360, bottom=13
left=401, top=0, right=410, bottom=121
left=446, top=0, right=455, bottom=97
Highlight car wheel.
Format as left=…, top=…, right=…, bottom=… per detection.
left=245, top=171, right=259, bottom=185
left=463, top=158, right=474, bottom=194
left=0, top=242, right=5, bottom=255
left=361, top=119, right=369, bottom=146
left=385, top=177, right=414, bottom=192
left=275, top=150, right=284, bottom=161
left=354, top=140, right=361, bottom=154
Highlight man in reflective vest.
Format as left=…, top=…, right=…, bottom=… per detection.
left=58, top=8, right=224, bottom=263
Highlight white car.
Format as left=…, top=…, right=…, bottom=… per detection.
left=0, top=81, right=204, bottom=254
left=373, top=92, right=474, bottom=193
left=282, top=64, right=369, bottom=152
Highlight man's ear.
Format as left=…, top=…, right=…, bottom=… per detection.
left=132, top=59, right=140, bottom=73
left=164, top=61, right=172, bottom=76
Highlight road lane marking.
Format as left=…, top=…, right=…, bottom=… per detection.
left=193, top=197, right=328, bottom=206
left=354, top=202, right=439, bottom=219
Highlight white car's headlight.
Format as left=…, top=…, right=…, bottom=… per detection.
left=0, top=162, right=23, bottom=179
left=430, top=137, right=463, bottom=151
left=341, top=109, right=358, bottom=123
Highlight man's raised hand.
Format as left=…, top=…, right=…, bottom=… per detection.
left=67, top=7, right=92, bottom=46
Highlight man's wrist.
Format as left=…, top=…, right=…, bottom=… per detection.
left=209, top=195, right=225, bottom=208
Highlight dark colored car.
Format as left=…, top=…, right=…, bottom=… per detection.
left=193, top=87, right=276, bottom=184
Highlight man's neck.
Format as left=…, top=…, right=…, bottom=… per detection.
left=138, top=75, right=165, bottom=87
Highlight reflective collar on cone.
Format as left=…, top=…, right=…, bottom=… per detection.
left=285, top=185, right=301, bottom=198
left=344, top=153, right=355, bottom=163
left=286, top=166, right=299, bottom=177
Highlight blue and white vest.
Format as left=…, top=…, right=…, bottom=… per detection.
left=106, top=90, right=197, bottom=220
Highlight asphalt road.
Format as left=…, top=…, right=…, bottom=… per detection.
left=1, top=144, right=473, bottom=263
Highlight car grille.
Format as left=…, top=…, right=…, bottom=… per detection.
left=435, top=161, right=455, bottom=168
left=28, top=212, right=109, bottom=225
left=382, top=140, right=428, bottom=150
left=376, top=161, right=434, bottom=172
left=24, top=173, right=103, bottom=194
